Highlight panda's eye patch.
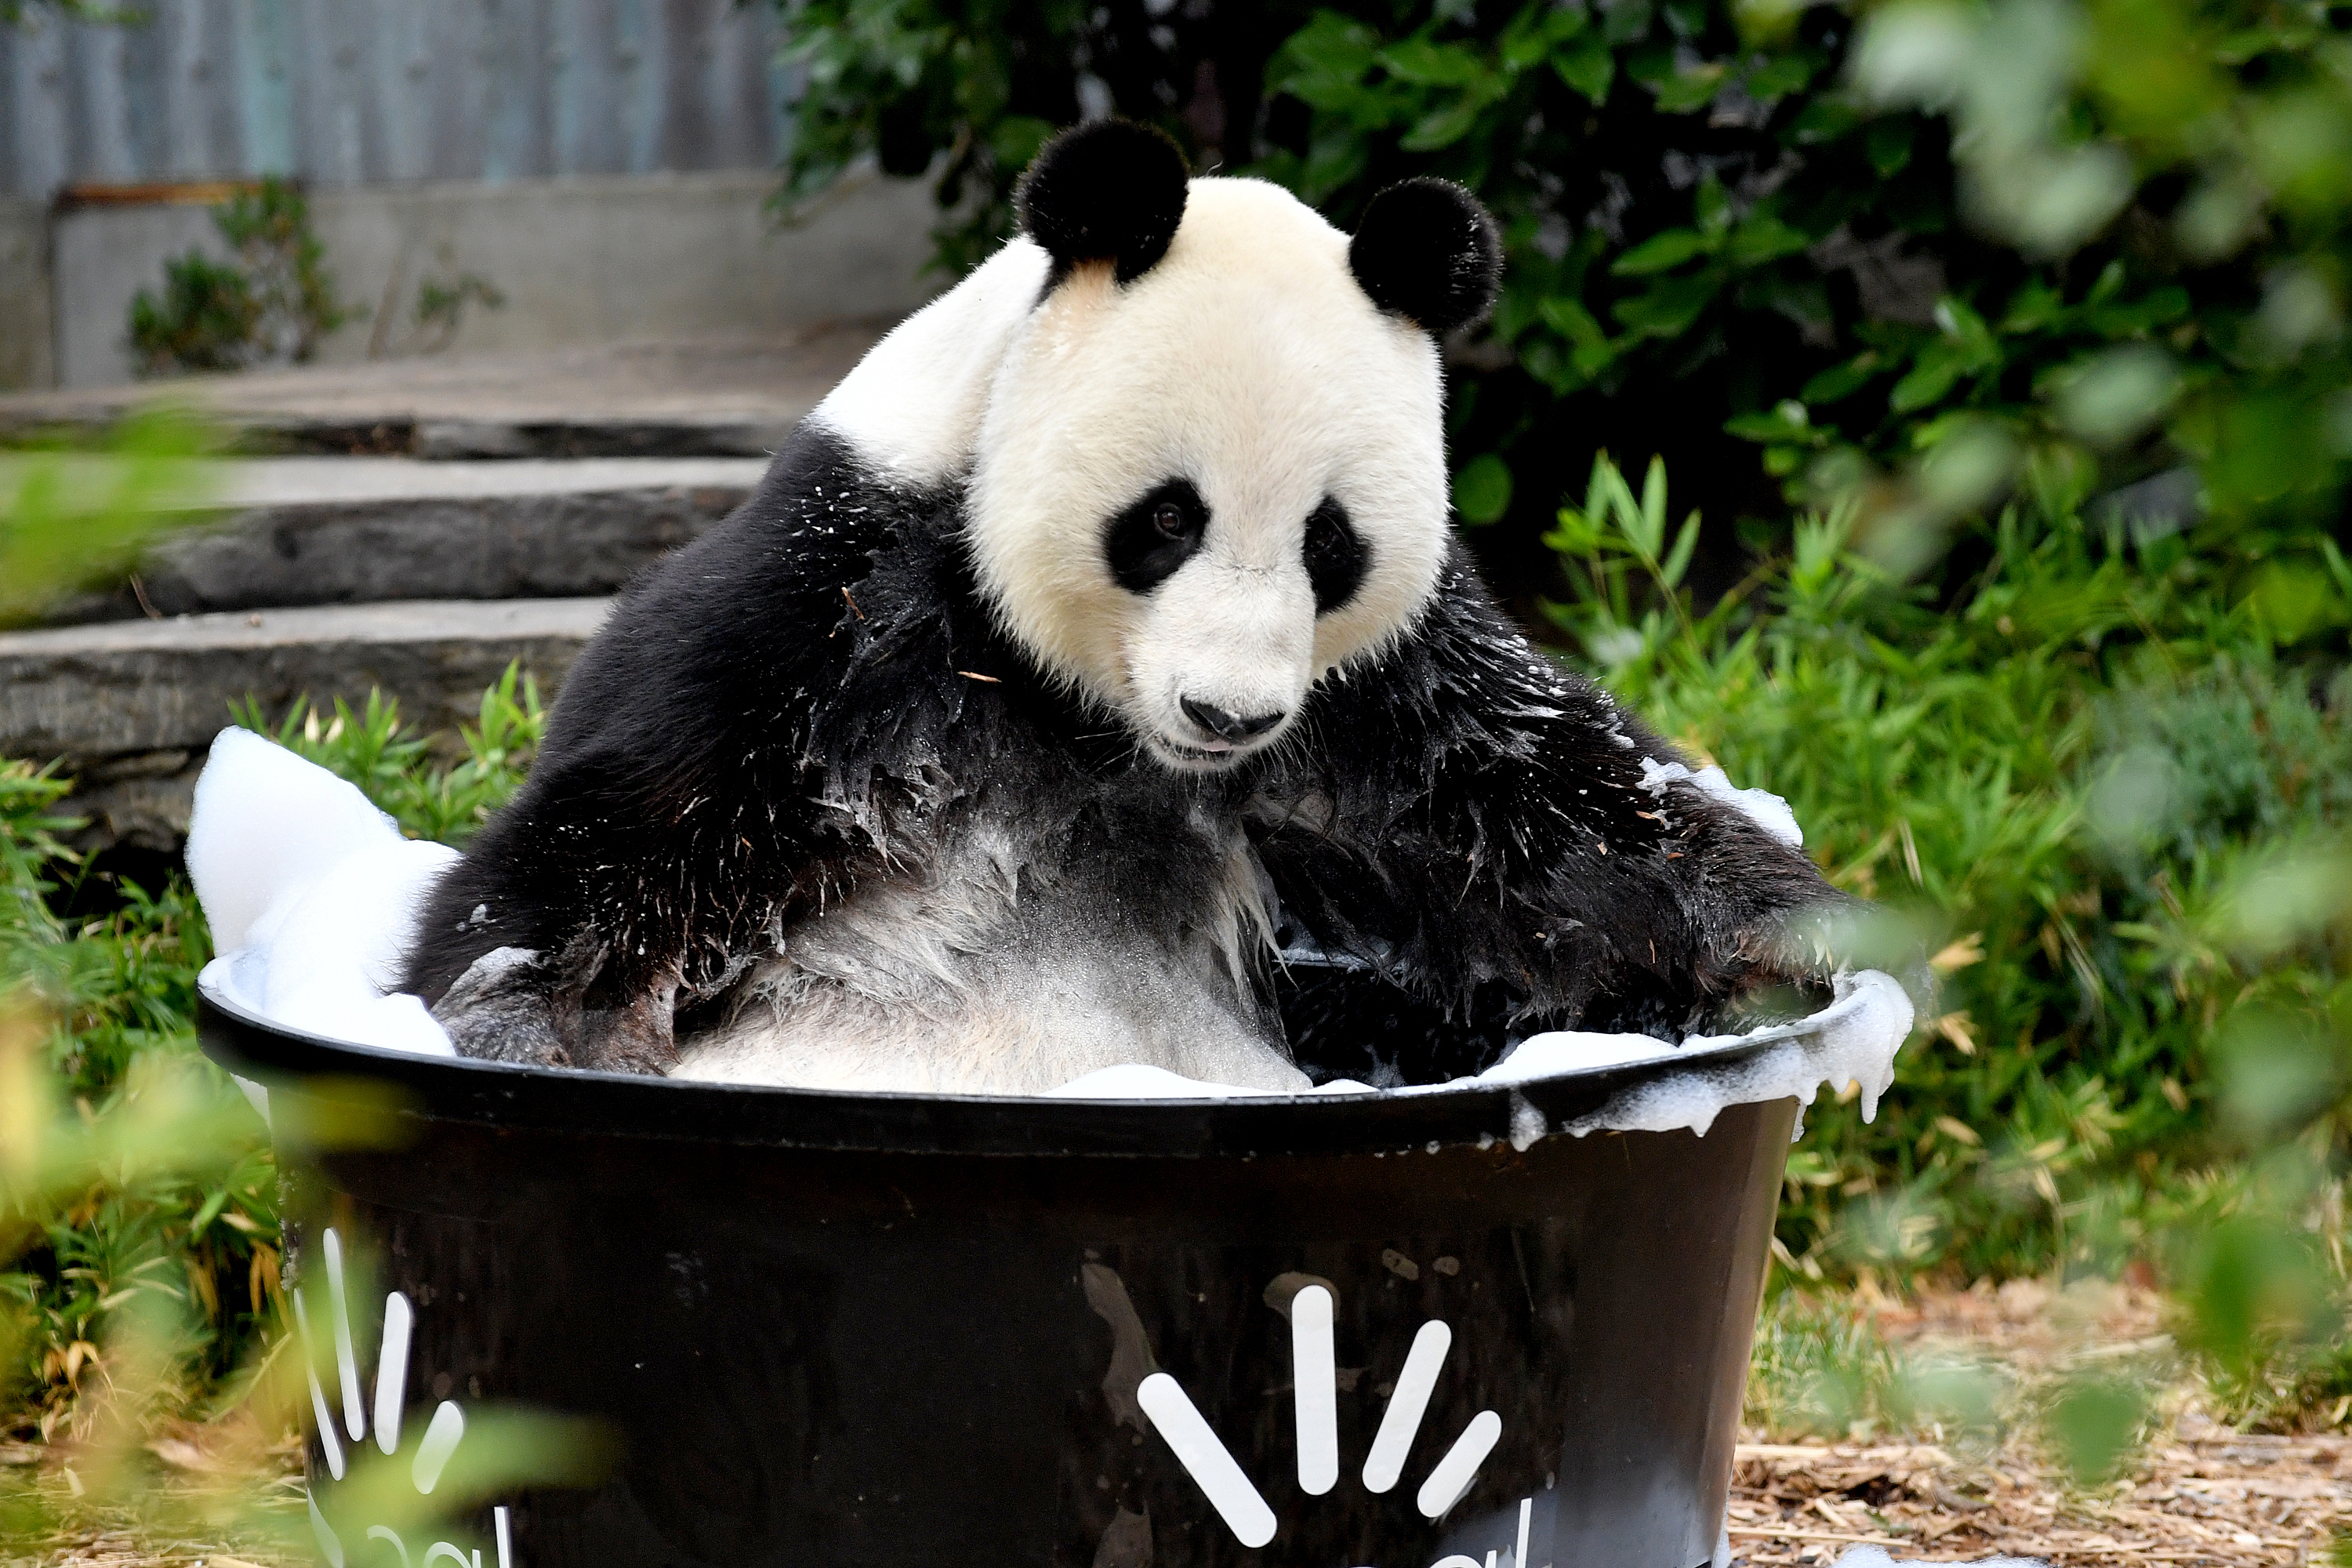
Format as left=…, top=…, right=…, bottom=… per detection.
left=1105, top=479, right=1209, bottom=593
left=1304, top=497, right=1367, bottom=615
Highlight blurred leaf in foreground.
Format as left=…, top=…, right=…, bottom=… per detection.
left=0, top=409, right=214, bottom=627
left=2045, top=1374, right=2151, bottom=1484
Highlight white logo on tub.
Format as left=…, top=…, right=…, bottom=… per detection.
left=299, top=1243, right=1534, bottom=1567
left=1142, top=1283, right=1537, bottom=1568
left=296, top=1227, right=514, bottom=1568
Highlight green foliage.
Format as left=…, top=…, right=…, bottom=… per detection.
left=1852, top=0, right=2352, bottom=546
left=2044, top=1373, right=2152, bottom=1482
left=1552, top=456, right=2350, bottom=1290
left=227, top=668, right=546, bottom=848
left=1558, top=448, right=2352, bottom=1459
left=776, top=0, right=1962, bottom=528
left=2, top=672, right=544, bottom=1423
left=0, top=430, right=260, bottom=1442
left=1746, top=1290, right=1912, bottom=1436
left=0, top=1, right=122, bottom=24
left=773, top=0, right=2352, bottom=637
left=1, top=418, right=583, bottom=1541
left=1747, top=1287, right=2187, bottom=1481
left=1247, top=0, right=1950, bottom=536
left=412, top=270, right=506, bottom=355
left=0, top=409, right=213, bottom=628
left=2, top=677, right=562, bottom=1546
left=125, top=252, right=265, bottom=376
left=0, top=765, right=277, bottom=1440
left=1744, top=1289, right=2008, bottom=1443
left=128, top=177, right=351, bottom=378
left=779, top=0, right=1247, bottom=274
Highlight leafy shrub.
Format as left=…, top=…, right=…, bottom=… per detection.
left=1851, top=0, right=2352, bottom=546
left=127, top=177, right=350, bottom=377
left=125, top=253, right=265, bottom=376
left=410, top=270, right=506, bottom=355
left=776, top=0, right=1962, bottom=541
left=1547, top=453, right=2350, bottom=1312
left=773, top=0, right=2351, bottom=636
left=227, top=667, right=546, bottom=848
left=0, top=764, right=273, bottom=1437
left=1, top=673, right=543, bottom=1445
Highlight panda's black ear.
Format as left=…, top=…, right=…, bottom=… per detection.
left=1348, top=179, right=1501, bottom=334
left=1016, top=120, right=1191, bottom=285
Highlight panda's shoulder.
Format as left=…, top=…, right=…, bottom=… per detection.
left=539, top=423, right=965, bottom=760
left=625, top=423, right=933, bottom=615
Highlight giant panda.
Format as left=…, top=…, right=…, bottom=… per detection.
left=401, top=121, right=1841, bottom=1094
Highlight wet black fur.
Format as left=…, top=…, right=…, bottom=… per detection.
left=1348, top=178, right=1504, bottom=335
left=405, top=426, right=1841, bottom=1080
left=1017, top=120, right=1192, bottom=287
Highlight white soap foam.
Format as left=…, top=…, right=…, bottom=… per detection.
left=1640, top=755, right=1805, bottom=848
left=188, top=727, right=409, bottom=953
left=1040, top=969, right=1913, bottom=1145
left=1475, top=1029, right=1679, bottom=1081
left=1559, top=969, right=1914, bottom=1139
left=189, top=729, right=457, bottom=1058
left=1046, top=1065, right=1381, bottom=1100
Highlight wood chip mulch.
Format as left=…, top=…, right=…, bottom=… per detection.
left=0, top=1425, right=307, bottom=1568
left=1731, top=1279, right=2351, bottom=1566
left=1728, top=1427, right=2350, bottom=1567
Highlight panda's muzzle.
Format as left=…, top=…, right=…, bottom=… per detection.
left=1179, top=697, right=1286, bottom=746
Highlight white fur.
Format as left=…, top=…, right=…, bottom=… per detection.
left=670, top=811, right=1305, bottom=1096
left=811, top=240, right=1054, bottom=485
left=815, top=177, right=1453, bottom=770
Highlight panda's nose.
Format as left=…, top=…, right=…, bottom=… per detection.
left=1181, top=697, right=1284, bottom=743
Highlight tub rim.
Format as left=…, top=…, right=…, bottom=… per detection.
left=196, top=973, right=1824, bottom=1160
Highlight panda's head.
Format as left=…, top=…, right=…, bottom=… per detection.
left=965, top=122, right=1500, bottom=772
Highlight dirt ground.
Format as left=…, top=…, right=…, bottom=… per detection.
left=1732, top=1280, right=2349, bottom=1567
left=9, top=1283, right=2347, bottom=1567
left=1732, top=1425, right=2349, bottom=1567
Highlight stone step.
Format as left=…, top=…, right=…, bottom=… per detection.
left=0, top=597, right=611, bottom=850
left=33, top=455, right=766, bottom=622
left=0, top=325, right=881, bottom=458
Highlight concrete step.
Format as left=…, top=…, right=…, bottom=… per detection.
left=0, top=324, right=882, bottom=458
left=0, top=597, right=610, bottom=850
left=34, top=455, right=765, bottom=622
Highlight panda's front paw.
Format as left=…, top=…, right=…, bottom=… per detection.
left=432, top=946, right=572, bottom=1066
left=555, top=982, right=681, bottom=1076
left=431, top=943, right=682, bottom=1075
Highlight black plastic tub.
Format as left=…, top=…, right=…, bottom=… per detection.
left=198, top=977, right=1799, bottom=1568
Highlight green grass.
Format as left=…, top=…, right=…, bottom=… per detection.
left=1551, top=457, right=2351, bottom=1297
left=227, top=664, right=546, bottom=848
left=1745, top=1289, right=2015, bottom=1449
left=1, top=762, right=266, bottom=1442
left=0, top=673, right=545, bottom=1451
